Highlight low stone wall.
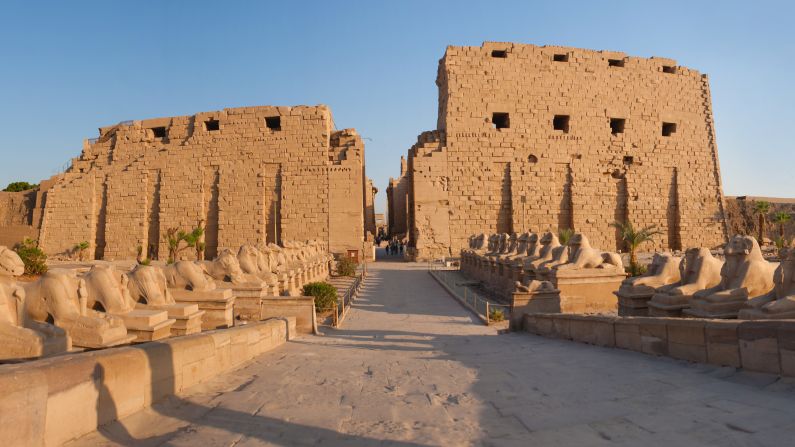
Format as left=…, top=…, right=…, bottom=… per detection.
left=0, top=318, right=295, bottom=446
left=523, top=313, right=795, bottom=377
left=235, top=296, right=317, bottom=335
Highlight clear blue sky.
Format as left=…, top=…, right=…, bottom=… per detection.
left=1, top=1, right=793, bottom=214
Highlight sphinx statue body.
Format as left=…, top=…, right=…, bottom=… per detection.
left=165, top=256, right=234, bottom=330
left=555, top=234, right=623, bottom=271
left=23, top=268, right=134, bottom=348
left=647, top=248, right=723, bottom=316
left=237, top=244, right=280, bottom=295
left=685, top=235, right=776, bottom=319
left=739, top=246, right=795, bottom=319
left=80, top=264, right=176, bottom=341
left=0, top=246, right=70, bottom=360
left=615, top=252, right=681, bottom=316
left=528, top=232, right=570, bottom=281
left=126, top=264, right=205, bottom=335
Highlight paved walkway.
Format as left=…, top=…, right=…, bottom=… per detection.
left=72, top=260, right=795, bottom=446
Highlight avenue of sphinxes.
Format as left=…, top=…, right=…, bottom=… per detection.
left=388, top=42, right=728, bottom=261
left=0, top=105, right=376, bottom=261
left=2, top=18, right=795, bottom=444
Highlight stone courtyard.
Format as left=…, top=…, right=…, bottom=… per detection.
left=69, top=256, right=795, bottom=446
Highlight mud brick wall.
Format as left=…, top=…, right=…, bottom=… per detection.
left=24, top=105, right=367, bottom=260
left=402, top=42, right=728, bottom=260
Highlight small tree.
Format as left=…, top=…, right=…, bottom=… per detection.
left=773, top=211, right=791, bottom=238
left=3, top=181, right=38, bottom=192
left=558, top=228, right=574, bottom=245
left=73, top=241, right=90, bottom=261
left=610, top=220, right=662, bottom=276
left=14, top=238, right=48, bottom=275
left=164, top=228, right=190, bottom=264
left=754, top=200, right=771, bottom=241
left=183, top=222, right=206, bottom=260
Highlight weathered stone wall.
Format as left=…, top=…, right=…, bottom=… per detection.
left=404, top=42, right=728, bottom=260
left=0, top=190, right=38, bottom=247
left=725, top=197, right=795, bottom=241
left=18, top=105, right=367, bottom=259
left=386, top=156, right=409, bottom=238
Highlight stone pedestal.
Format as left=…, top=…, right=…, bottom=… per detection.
left=510, top=286, right=562, bottom=329
left=141, top=303, right=205, bottom=336
left=684, top=297, right=747, bottom=319
left=0, top=324, right=71, bottom=361
left=738, top=307, right=795, bottom=320
left=113, top=309, right=176, bottom=342
left=549, top=268, right=625, bottom=313
left=170, top=288, right=235, bottom=330
left=66, top=319, right=136, bottom=349
left=615, top=285, right=655, bottom=316
left=647, top=292, right=695, bottom=317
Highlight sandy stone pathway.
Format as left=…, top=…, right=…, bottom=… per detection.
left=71, top=257, right=795, bottom=446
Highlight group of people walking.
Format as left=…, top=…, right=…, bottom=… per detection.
left=377, top=237, right=404, bottom=256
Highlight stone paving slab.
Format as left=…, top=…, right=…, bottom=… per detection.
left=70, top=262, right=795, bottom=446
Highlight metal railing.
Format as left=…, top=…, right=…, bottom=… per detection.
left=331, top=269, right=365, bottom=328
left=428, top=262, right=510, bottom=325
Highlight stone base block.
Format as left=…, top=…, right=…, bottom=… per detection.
left=170, top=288, right=235, bottom=330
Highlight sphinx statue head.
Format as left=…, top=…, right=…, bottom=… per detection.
left=238, top=244, right=263, bottom=275
left=0, top=246, right=24, bottom=278
left=126, top=264, right=173, bottom=306
left=81, top=265, right=136, bottom=314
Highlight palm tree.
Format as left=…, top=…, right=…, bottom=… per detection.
left=610, top=220, right=662, bottom=272
left=773, top=211, right=791, bottom=238
left=558, top=228, right=574, bottom=245
left=753, top=200, right=771, bottom=241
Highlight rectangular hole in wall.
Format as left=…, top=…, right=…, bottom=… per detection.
left=204, top=119, right=220, bottom=131
left=662, top=122, right=677, bottom=137
left=491, top=50, right=508, bottom=58
left=553, top=115, right=570, bottom=133
left=151, top=127, right=167, bottom=138
left=492, top=112, right=510, bottom=130
left=662, top=65, right=677, bottom=74
left=553, top=54, right=569, bottom=62
left=623, top=156, right=634, bottom=165
left=608, top=59, right=625, bottom=67
left=610, top=118, right=625, bottom=135
left=265, top=116, right=281, bottom=131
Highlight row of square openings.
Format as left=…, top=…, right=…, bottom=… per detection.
left=491, top=113, right=677, bottom=136
left=203, top=117, right=282, bottom=132
left=148, top=117, right=282, bottom=138
left=489, top=50, right=677, bottom=72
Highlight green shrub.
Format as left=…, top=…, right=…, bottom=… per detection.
left=625, top=261, right=647, bottom=277
left=489, top=307, right=505, bottom=322
left=302, top=282, right=338, bottom=311
left=14, top=238, right=48, bottom=275
left=3, top=181, right=38, bottom=192
left=336, top=257, right=357, bottom=277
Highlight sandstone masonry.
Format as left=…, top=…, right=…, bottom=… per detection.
left=389, top=42, right=728, bottom=260
left=3, top=105, right=374, bottom=260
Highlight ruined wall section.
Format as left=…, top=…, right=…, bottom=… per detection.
left=421, top=42, right=727, bottom=257
left=387, top=156, right=410, bottom=238
left=34, top=105, right=367, bottom=260
left=39, top=174, right=96, bottom=256
left=407, top=131, right=451, bottom=260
